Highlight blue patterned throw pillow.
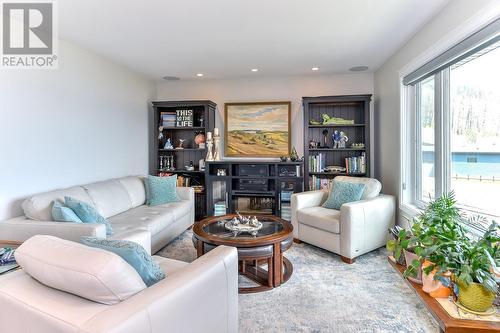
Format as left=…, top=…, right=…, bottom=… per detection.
left=65, top=197, right=113, bottom=235
left=52, top=201, right=83, bottom=223
left=322, top=180, right=366, bottom=210
left=80, top=236, right=165, bottom=287
left=145, top=175, right=180, bottom=206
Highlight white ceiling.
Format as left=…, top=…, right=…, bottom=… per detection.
left=59, top=0, right=449, bottom=81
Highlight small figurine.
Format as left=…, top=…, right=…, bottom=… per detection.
left=339, top=131, right=349, bottom=149
left=163, top=138, right=174, bottom=150
left=249, top=216, right=259, bottom=227
left=186, top=161, right=194, bottom=171
left=332, top=130, right=341, bottom=149
left=158, top=126, right=164, bottom=140
left=290, top=147, right=298, bottom=161
left=322, top=129, right=329, bottom=148
left=198, top=116, right=204, bottom=127
left=176, top=139, right=186, bottom=149
left=322, top=114, right=355, bottom=125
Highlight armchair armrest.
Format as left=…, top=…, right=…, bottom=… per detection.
left=339, top=194, right=396, bottom=260
left=0, top=217, right=106, bottom=243
left=291, top=190, right=328, bottom=238
left=82, top=245, right=238, bottom=333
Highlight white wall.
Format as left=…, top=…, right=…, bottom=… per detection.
left=374, top=0, right=499, bottom=223
left=0, top=40, right=155, bottom=220
left=156, top=73, right=374, bottom=158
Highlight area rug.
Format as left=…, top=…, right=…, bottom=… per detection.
left=157, top=230, right=439, bottom=333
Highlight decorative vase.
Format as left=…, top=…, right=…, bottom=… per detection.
left=457, top=281, right=496, bottom=313
left=403, top=249, right=422, bottom=284
left=421, top=261, right=451, bottom=298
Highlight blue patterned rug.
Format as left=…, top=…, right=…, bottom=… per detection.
left=157, top=230, right=438, bottom=333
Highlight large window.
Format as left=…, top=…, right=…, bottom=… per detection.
left=402, top=20, right=500, bottom=231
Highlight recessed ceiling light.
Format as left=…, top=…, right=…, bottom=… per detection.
left=349, top=66, right=369, bottom=72
left=251, top=68, right=259, bottom=72
left=196, top=73, right=204, bottom=77
left=162, top=76, right=180, bottom=81
left=311, top=67, right=319, bottom=71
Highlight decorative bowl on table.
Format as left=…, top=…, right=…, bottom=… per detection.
left=224, top=215, right=263, bottom=236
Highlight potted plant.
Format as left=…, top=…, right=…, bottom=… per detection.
left=401, top=192, right=499, bottom=312
left=451, top=222, right=499, bottom=312
left=386, top=225, right=407, bottom=266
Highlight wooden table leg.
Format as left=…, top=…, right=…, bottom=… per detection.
left=273, top=242, right=283, bottom=287
left=267, top=257, right=273, bottom=287
left=196, top=240, right=204, bottom=258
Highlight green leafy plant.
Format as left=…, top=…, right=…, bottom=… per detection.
left=399, top=192, right=500, bottom=294
left=386, top=226, right=409, bottom=263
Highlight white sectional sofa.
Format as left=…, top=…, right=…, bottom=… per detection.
left=0, top=244, right=238, bottom=333
left=0, top=176, right=194, bottom=253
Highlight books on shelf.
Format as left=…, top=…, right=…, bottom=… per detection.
left=214, top=201, right=227, bottom=216
left=309, top=176, right=334, bottom=191
left=345, top=152, right=366, bottom=174
left=308, top=153, right=326, bottom=173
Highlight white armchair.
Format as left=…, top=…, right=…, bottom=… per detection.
left=291, top=176, right=395, bottom=263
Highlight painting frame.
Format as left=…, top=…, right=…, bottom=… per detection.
left=224, top=101, right=291, bottom=158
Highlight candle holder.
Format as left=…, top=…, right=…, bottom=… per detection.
left=213, top=129, right=221, bottom=161
left=206, top=131, right=214, bottom=161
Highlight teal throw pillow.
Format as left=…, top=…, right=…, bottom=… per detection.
left=51, top=201, right=83, bottom=223
left=65, top=197, right=113, bottom=235
left=145, top=175, right=180, bottom=206
left=80, top=236, right=165, bottom=287
left=322, top=180, right=366, bottom=210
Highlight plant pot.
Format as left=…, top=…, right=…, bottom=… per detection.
left=403, top=249, right=422, bottom=284
left=457, top=281, right=496, bottom=313
left=421, top=261, right=451, bottom=298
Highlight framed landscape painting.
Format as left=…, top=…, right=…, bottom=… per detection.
left=224, top=102, right=291, bottom=157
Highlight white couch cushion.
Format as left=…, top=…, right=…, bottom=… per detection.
left=84, top=180, right=133, bottom=218
left=334, top=176, right=381, bottom=199
left=22, top=186, right=93, bottom=221
left=119, top=176, right=146, bottom=208
left=298, top=206, right=340, bottom=233
left=14, top=235, right=146, bottom=305
left=108, top=200, right=191, bottom=236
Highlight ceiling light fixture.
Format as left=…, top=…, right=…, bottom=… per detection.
left=349, top=66, right=369, bottom=72
left=311, top=67, right=319, bottom=71
left=251, top=68, right=259, bottom=72
left=196, top=73, right=204, bottom=77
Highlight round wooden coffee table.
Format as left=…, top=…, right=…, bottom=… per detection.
left=192, top=214, right=293, bottom=294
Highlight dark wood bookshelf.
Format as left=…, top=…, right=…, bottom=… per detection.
left=303, top=94, right=372, bottom=191
left=152, top=100, right=216, bottom=220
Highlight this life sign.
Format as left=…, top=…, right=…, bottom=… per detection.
left=176, top=109, right=193, bottom=127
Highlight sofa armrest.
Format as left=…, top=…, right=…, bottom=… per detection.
left=177, top=187, right=195, bottom=224
left=0, top=217, right=107, bottom=243
left=176, top=186, right=194, bottom=201
left=291, top=190, right=328, bottom=238
left=339, top=194, right=396, bottom=259
left=82, top=245, right=238, bottom=333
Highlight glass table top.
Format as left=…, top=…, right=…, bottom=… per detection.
left=203, top=216, right=284, bottom=239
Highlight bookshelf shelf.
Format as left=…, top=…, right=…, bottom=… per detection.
left=303, top=95, right=372, bottom=191
left=308, top=148, right=365, bottom=152
left=308, top=124, right=365, bottom=128
left=161, top=126, right=206, bottom=130
left=158, top=148, right=205, bottom=152
left=309, top=172, right=366, bottom=176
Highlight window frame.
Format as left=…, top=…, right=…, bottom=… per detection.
left=402, top=53, right=498, bottom=233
